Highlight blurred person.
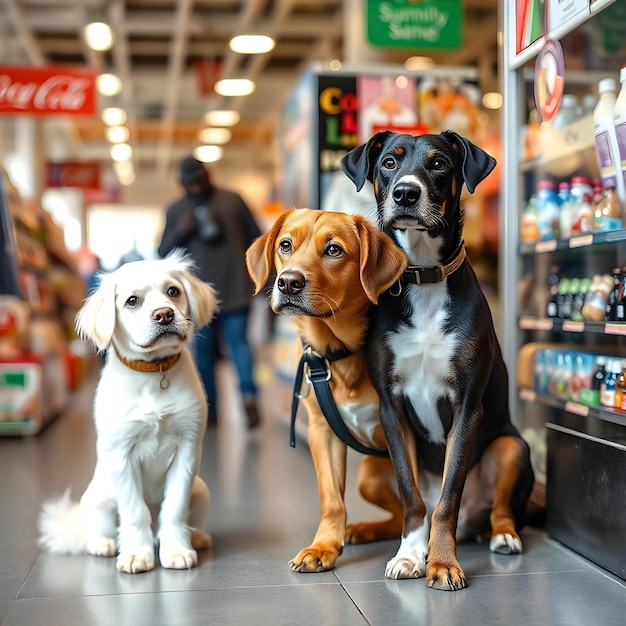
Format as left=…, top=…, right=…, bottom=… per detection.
left=158, top=156, right=262, bottom=429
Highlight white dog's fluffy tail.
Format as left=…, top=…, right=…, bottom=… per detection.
left=38, top=490, right=87, bottom=554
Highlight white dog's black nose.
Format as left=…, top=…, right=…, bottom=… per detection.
left=277, top=270, right=305, bottom=295
left=152, top=307, right=174, bottom=325
left=392, top=183, right=420, bottom=207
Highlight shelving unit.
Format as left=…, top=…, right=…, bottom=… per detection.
left=0, top=170, right=86, bottom=436
left=500, top=0, right=626, bottom=580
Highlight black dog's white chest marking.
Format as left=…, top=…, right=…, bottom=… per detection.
left=386, top=282, right=457, bottom=444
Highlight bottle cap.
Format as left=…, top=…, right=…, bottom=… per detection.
left=571, top=176, right=591, bottom=185
left=538, top=180, right=557, bottom=190
left=598, top=78, right=616, bottom=94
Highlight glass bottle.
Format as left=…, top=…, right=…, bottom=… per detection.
left=588, top=356, right=607, bottom=408
left=605, top=268, right=622, bottom=321
left=546, top=266, right=560, bottom=318
left=615, top=361, right=626, bottom=412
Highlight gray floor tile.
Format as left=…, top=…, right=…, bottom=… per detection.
left=344, top=569, right=626, bottom=626
left=5, top=584, right=367, bottom=626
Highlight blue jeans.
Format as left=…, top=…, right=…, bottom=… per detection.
left=194, top=309, right=257, bottom=419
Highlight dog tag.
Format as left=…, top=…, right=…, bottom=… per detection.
left=160, top=375, right=170, bottom=390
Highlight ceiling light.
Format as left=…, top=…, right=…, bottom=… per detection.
left=114, top=160, right=134, bottom=176
left=404, top=56, right=435, bottom=71
left=194, top=145, right=223, bottom=163
left=83, top=21, right=114, bottom=51
left=214, top=78, right=255, bottom=97
left=203, top=110, right=240, bottom=127
left=482, top=92, right=503, bottom=110
left=97, top=73, right=122, bottom=96
left=101, top=107, right=127, bottom=126
left=198, top=127, right=232, bottom=145
left=229, top=35, right=275, bottom=54
left=106, top=125, right=130, bottom=143
left=110, top=143, right=132, bottom=161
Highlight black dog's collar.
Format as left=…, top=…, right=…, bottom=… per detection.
left=401, top=243, right=466, bottom=286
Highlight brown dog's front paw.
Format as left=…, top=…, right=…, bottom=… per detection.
left=289, top=544, right=342, bottom=573
left=426, top=561, right=467, bottom=591
left=191, top=530, right=213, bottom=551
left=346, top=519, right=402, bottom=544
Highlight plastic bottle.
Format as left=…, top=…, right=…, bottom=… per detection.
left=536, top=180, right=560, bottom=240
left=559, top=184, right=576, bottom=240
left=614, top=66, right=626, bottom=201
left=594, top=79, right=623, bottom=199
left=586, top=356, right=607, bottom=408
left=593, top=187, right=622, bottom=231
left=569, top=176, right=593, bottom=235
left=600, top=358, right=621, bottom=409
left=553, top=94, right=579, bottom=128
left=520, top=195, right=539, bottom=242
left=615, top=361, right=626, bottom=411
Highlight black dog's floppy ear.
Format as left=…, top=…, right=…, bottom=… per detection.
left=441, top=130, right=496, bottom=194
left=341, top=131, right=393, bottom=192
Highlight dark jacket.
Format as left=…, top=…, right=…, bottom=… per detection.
left=158, top=188, right=261, bottom=314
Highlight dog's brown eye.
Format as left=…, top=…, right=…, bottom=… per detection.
left=125, top=296, right=139, bottom=307
left=167, top=287, right=180, bottom=297
left=326, top=244, right=343, bottom=257
left=279, top=239, right=292, bottom=254
left=433, top=159, right=449, bottom=172
left=382, top=157, right=396, bottom=170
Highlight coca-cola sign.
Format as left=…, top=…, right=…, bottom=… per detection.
left=0, top=66, right=97, bottom=115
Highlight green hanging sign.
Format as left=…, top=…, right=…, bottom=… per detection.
left=366, top=0, right=463, bottom=50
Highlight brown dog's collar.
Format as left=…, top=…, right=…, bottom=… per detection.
left=113, top=344, right=180, bottom=379
left=400, top=243, right=466, bottom=286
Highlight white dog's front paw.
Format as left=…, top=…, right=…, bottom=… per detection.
left=86, top=536, right=117, bottom=558
left=160, top=544, right=198, bottom=569
left=490, top=533, right=523, bottom=555
left=117, top=547, right=155, bottom=574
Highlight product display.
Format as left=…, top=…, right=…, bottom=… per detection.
left=0, top=170, right=85, bottom=435
left=504, top=0, right=626, bottom=582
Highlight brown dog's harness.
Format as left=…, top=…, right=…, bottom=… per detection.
left=391, top=242, right=466, bottom=294
left=290, top=344, right=389, bottom=458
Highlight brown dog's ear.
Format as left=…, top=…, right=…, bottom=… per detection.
left=75, top=273, right=117, bottom=351
left=341, top=131, right=393, bottom=192
left=440, top=130, right=496, bottom=194
left=355, top=217, right=408, bottom=304
left=245, top=211, right=290, bottom=294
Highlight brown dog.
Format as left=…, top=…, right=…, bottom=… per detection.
left=246, top=208, right=408, bottom=572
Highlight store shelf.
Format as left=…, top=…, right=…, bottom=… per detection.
left=519, top=317, right=626, bottom=335
left=519, top=387, right=626, bottom=428
left=519, top=228, right=626, bottom=255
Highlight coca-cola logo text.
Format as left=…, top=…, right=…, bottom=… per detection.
left=0, top=67, right=96, bottom=115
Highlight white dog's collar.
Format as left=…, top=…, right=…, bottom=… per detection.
left=112, top=345, right=180, bottom=389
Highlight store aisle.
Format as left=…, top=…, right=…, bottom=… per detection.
left=0, top=359, right=624, bottom=626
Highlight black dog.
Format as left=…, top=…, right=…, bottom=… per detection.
left=341, top=131, right=534, bottom=591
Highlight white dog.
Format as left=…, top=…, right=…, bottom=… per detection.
left=38, top=251, right=218, bottom=574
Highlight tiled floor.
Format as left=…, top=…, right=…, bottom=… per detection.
left=1, top=359, right=624, bottom=626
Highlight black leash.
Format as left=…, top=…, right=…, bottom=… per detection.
left=290, top=344, right=389, bottom=458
